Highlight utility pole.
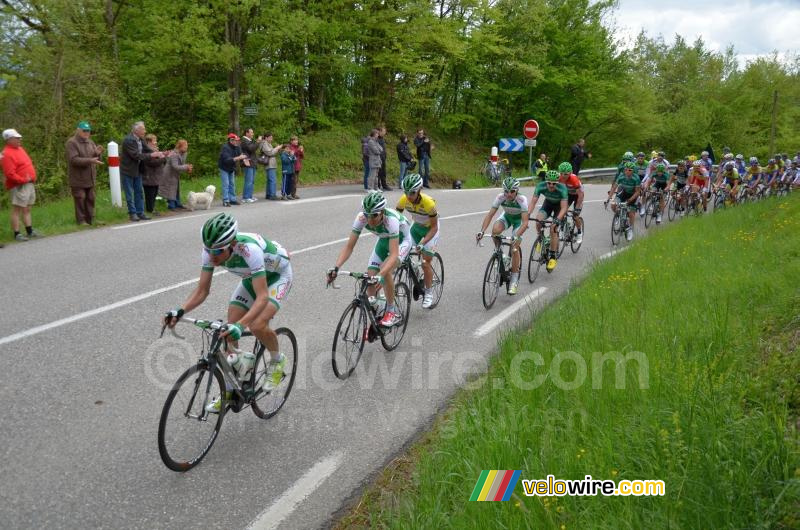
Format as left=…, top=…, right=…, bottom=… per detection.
left=769, top=90, right=778, bottom=155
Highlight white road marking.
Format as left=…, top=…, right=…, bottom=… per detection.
left=111, top=212, right=211, bottom=230
left=599, top=246, right=630, bottom=260
left=440, top=211, right=485, bottom=221
left=473, top=287, right=548, bottom=337
left=279, top=194, right=362, bottom=205
left=246, top=452, right=345, bottom=530
left=0, top=271, right=228, bottom=347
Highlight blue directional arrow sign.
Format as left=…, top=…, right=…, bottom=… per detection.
left=499, top=138, right=524, bottom=152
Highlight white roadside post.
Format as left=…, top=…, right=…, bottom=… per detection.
left=107, top=141, right=122, bottom=207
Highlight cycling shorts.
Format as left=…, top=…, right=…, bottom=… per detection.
left=230, top=266, right=293, bottom=311
left=368, top=237, right=412, bottom=271
left=567, top=194, right=579, bottom=208
left=652, top=181, right=668, bottom=191
left=497, top=213, right=523, bottom=235
left=410, top=222, right=440, bottom=256
left=538, top=200, right=560, bottom=219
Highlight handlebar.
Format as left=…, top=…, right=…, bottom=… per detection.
left=326, top=270, right=380, bottom=290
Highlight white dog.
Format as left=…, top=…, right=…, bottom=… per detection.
left=187, top=185, right=216, bottom=211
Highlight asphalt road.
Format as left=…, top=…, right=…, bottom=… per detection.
left=0, top=182, right=640, bottom=529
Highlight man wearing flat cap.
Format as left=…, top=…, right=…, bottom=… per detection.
left=66, top=121, right=104, bottom=225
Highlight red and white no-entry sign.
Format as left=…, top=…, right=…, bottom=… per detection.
left=523, top=119, right=539, bottom=139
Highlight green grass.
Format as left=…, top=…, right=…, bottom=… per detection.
left=339, top=196, right=800, bottom=529
left=0, top=124, right=491, bottom=244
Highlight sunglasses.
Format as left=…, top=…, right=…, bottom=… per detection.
left=206, top=247, right=227, bottom=256
left=368, top=212, right=382, bottom=219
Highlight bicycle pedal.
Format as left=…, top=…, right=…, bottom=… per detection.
left=413, top=286, right=423, bottom=300
left=367, top=325, right=377, bottom=343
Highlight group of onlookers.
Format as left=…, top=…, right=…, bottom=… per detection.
left=221, top=130, right=305, bottom=204
left=362, top=127, right=432, bottom=192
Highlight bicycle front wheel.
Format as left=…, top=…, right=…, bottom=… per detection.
left=158, top=363, right=225, bottom=472
left=250, top=328, right=298, bottom=420
left=611, top=212, right=621, bottom=245
left=528, top=236, right=544, bottom=284
left=667, top=195, right=677, bottom=221
left=483, top=254, right=501, bottom=309
left=381, top=281, right=411, bottom=351
left=556, top=222, right=568, bottom=258
left=332, top=301, right=368, bottom=379
left=570, top=221, right=583, bottom=253
left=427, top=252, right=445, bottom=309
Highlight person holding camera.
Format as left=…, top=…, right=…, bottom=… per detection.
left=414, top=128, right=433, bottom=188
left=257, top=133, right=283, bottom=200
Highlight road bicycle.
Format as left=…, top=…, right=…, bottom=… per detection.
left=643, top=189, right=665, bottom=227
left=393, top=248, right=444, bottom=310
left=157, top=317, right=297, bottom=471
left=478, top=234, right=519, bottom=309
left=607, top=198, right=633, bottom=246
left=528, top=219, right=557, bottom=282
left=555, top=210, right=582, bottom=258
left=478, top=157, right=509, bottom=186
left=712, top=184, right=735, bottom=211
left=328, top=271, right=411, bottom=379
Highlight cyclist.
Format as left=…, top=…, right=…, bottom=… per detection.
left=527, top=170, right=568, bottom=271
left=688, top=160, right=710, bottom=211
left=164, top=212, right=292, bottom=412
left=633, top=152, right=649, bottom=216
left=743, top=157, right=763, bottom=199
left=608, top=162, right=641, bottom=241
left=734, top=153, right=747, bottom=176
left=763, top=158, right=780, bottom=192
left=615, top=151, right=635, bottom=180
left=644, top=151, right=670, bottom=182
left=715, top=161, right=740, bottom=203
left=667, top=160, right=690, bottom=215
left=791, top=160, right=800, bottom=189
left=476, top=177, right=529, bottom=294
left=328, top=191, right=411, bottom=327
left=395, top=173, right=440, bottom=308
left=556, top=161, right=584, bottom=243
left=699, top=150, right=713, bottom=173
left=644, top=162, right=669, bottom=224
left=715, top=153, right=734, bottom=181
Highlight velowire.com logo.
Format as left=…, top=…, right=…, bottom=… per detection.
left=469, top=470, right=522, bottom=501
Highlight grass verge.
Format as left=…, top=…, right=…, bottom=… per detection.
left=337, top=195, right=800, bottom=528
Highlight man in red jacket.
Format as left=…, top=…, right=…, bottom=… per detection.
left=2, top=129, right=41, bottom=242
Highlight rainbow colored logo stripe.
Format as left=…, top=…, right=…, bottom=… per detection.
left=469, top=470, right=521, bottom=501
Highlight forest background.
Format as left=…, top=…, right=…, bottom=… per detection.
left=1, top=0, right=798, bottom=198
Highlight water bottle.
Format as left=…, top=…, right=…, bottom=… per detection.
left=369, top=293, right=387, bottom=315
left=237, top=352, right=256, bottom=380
left=502, top=255, right=511, bottom=270
left=411, top=260, right=422, bottom=280
left=227, top=352, right=241, bottom=374
left=543, top=233, right=551, bottom=247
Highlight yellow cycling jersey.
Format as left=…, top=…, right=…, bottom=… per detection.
left=396, top=192, right=438, bottom=227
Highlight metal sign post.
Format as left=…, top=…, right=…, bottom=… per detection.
left=523, top=119, right=540, bottom=176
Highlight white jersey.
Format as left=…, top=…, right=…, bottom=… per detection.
left=491, top=193, right=529, bottom=220
left=352, top=208, right=411, bottom=242
left=201, top=232, right=289, bottom=279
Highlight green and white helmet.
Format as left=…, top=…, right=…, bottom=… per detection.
left=558, top=161, right=573, bottom=174
left=402, top=173, right=424, bottom=194
left=545, top=170, right=560, bottom=181
left=502, top=176, right=520, bottom=192
left=202, top=212, right=238, bottom=249
left=362, top=191, right=387, bottom=215
left=622, top=151, right=634, bottom=161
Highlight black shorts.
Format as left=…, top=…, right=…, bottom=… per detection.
left=616, top=191, right=634, bottom=204
left=567, top=194, right=579, bottom=207
left=539, top=200, right=560, bottom=219
left=675, top=182, right=686, bottom=190
left=653, top=181, right=667, bottom=191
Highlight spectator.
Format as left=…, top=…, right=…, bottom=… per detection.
left=414, top=128, right=432, bottom=188
left=378, top=126, right=391, bottom=191
left=65, top=121, right=104, bottom=225
left=142, top=134, right=168, bottom=217
left=570, top=138, right=591, bottom=175
left=1, top=128, right=40, bottom=241
left=366, top=128, right=383, bottom=191
left=361, top=134, right=370, bottom=191
left=396, top=134, right=414, bottom=188
left=288, top=135, right=304, bottom=199
left=218, top=133, right=247, bottom=207
left=163, top=139, right=192, bottom=210
left=279, top=144, right=296, bottom=200
left=258, top=132, right=283, bottom=200
left=533, top=152, right=548, bottom=181
left=121, top=121, right=164, bottom=222
left=240, top=128, right=258, bottom=202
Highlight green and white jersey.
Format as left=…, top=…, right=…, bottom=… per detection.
left=533, top=181, right=568, bottom=204
left=491, top=192, right=529, bottom=220
left=352, top=207, right=411, bottom=242
left=201, top=232, right=289, bottom=279
left=652, top=170, right=669, bottom=183
left=615, top=173, right=641, bottom=194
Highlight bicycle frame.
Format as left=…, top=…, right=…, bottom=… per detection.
left=329, top=271, right=392, bottom=338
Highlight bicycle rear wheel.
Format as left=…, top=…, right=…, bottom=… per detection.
left=381, top=281, right=411, bottom=351
left=667, top=195, right=677, bottom=221
left=250, top=328, right=298, bottom=419
left=158, top=363, right=225, bottom=472
left=556, top=221, right=568, bottom=258
left=332, top=301, right=367, bottom=379
left=527, top=236, right=544, bottom=284
left=644, top=198, right=655, bottom=227
left=482, top=254, right=501, bottom=308
left=427, top=252, right=445, bottom=309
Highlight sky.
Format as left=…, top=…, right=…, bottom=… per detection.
left=602, top=0, right=800, bottom=65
